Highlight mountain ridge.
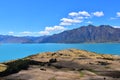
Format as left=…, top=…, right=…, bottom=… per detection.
left=0, top=25, right=120, bottom=43
left=40, top=25, right=120, bottom=43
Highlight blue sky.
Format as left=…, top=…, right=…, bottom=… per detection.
left=0, top=0, right=120, bottom=36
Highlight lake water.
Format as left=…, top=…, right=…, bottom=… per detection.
left=0, top=43, right=120, bottom=62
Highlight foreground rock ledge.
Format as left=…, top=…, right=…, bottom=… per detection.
left=0, top=49, right=120, bottom=80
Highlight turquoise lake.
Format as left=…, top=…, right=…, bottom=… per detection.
left=0, top=43, right=120, bottom=62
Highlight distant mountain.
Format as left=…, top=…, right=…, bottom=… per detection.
left=22, top=36, right=48, bottom=43
left=0, top=35, right=48, bottom=43
left=40, top=25, right=120, bottom=43
left=0, top=25, right=120, bottom=43
left=0, top=35, right=31, bottom=43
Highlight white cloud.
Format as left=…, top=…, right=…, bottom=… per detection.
left=38, top=26, right=66, bottom=35
left=60, top=18, right=83, bottom=26
left=12, top=31, right=35, bottom=36
left=117, top=12, right=120, bottom=17
left=20, top=31, right=32, bottom=35
left=14, top=26, right=66, bottom=36
left=14, top=31, right=49, bottom=36
left=60, top=18, right=81, bottom=23
left=8, top=31, right=14, bottom=35
left=86, top=21, right=93, bottom=24
left=45, top=26, right=66, bottom=32
left=60, top=22, right=72, bottom=26
left=110, top=12, right=120, bottom=20
left=38, top=31, right=49, bottom=35
left=61, top=11, right=104, bottom=26
left=78, top=11, right=90, bottom=17
left=61, top=11, right=92, bottom=26
left=69, top=12, right=79, bottom=16
left=77, top=16, right=84, bottom=19
left=93, top=11, right=104, bottom=17
left=18, top=31, right=35, bottom=36
left=113, top=26, right=120, bottom=28
left=69, top=11, right=90, bottom=17
left=110, top=17, right=118, bottom=20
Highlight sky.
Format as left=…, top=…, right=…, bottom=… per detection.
left=0, top=0, right=120, bottom=36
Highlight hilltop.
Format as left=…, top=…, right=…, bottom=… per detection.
left=0, top=49, right=120, bottom=80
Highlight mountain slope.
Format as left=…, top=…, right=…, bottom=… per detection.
left=0, top=35, right=48, bottom=43
left=0, top=35, right=32, bottom=43
left=40, top=25, right=120, bottom=43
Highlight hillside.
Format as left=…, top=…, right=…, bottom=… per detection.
left=41, top=25, right=120, bottom=43
left=0, top=49, right=120, bottom=80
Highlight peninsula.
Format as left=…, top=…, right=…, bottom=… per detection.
left=0, top=49, right=120, bottom=80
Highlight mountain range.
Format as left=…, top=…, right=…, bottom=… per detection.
left=41, top=25, right=120, bottom=43
left=0, top=25, right=120, bottom=43
left=0, top=35, right=48, bottom=43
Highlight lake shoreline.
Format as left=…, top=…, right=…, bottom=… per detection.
left=0, top=49, right=120, bottom=80
left=0, top=43, right=120, bottom=62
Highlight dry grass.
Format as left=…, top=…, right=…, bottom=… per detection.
left=0, top=64, right=7, bottom=72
